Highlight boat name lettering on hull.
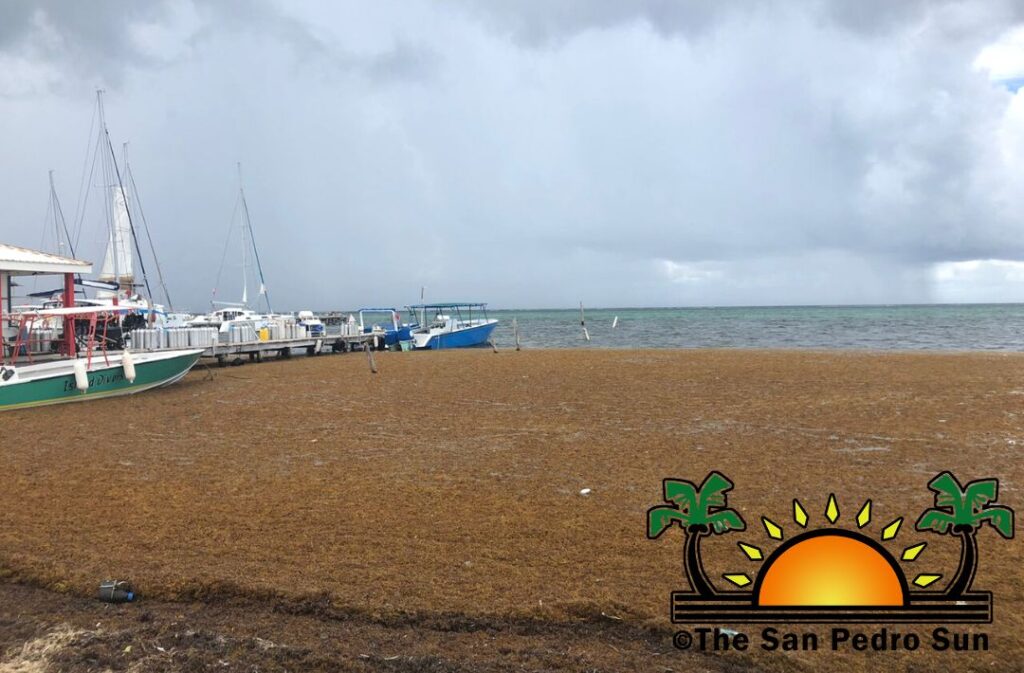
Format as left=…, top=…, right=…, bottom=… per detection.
left=63, top=371, right=126, bottom=392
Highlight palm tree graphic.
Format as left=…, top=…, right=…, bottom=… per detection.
left=647, top=471, right=746, bottom=597
left=915, top=472, right=1014, bottom=597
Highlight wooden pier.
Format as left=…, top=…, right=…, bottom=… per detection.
left=203, top=330, right=376, bottom=365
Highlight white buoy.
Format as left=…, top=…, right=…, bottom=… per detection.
left=73, top=359, right=89, bottom=392
left=122, top=349, right=137, bottom=383
left=579, top=301, right=590, bottom=342
left=612, top=316, right=618, bottom=329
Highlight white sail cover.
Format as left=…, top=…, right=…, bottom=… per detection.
left=98, top=186, right=133, bottom=283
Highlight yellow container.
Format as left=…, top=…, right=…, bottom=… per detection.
left=259, top=327, right=270, bottom=341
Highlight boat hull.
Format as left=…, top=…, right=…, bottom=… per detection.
left=392, top=325, right=415, bottom=345
left=369, top=324, right=417, bottom=347
left=417, top=321, right=498, bottom=349
left=0, top=350, right=202, bottom=412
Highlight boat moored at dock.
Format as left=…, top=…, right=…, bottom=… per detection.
left=187, top=306, right=266, bottom=333
left=1, top=306, right=202, bottom=411
left=297, top=310, right=325, bottom=337
left=358, top=307, right=418, bottom=348
left=407, top=303, right=498, bottom=349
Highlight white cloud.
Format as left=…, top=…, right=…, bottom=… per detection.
left=933, top=259, right=1024, bottom=302
left=659, top=260, right=723, bottom=284
left=975, top=25, right=1024, bottom=81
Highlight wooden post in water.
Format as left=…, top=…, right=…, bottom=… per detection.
left=513, top=317, right=521, bottom=351
left=580, top=301, right=590, bottom=342
left=365, top=339, right=378, bottom=373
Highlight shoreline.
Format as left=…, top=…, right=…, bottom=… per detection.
left=486, top=345, right=1024, bottom=354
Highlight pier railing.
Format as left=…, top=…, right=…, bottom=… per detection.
left=124, top=324, right=374, bottom=364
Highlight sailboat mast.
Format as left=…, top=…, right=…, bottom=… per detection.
left=236, top=163, right=272, bottom=314
left=97, top=91, right=120, bottom=294
left=241, top=190, right=249, bottom=307
left=96, top=90, right=153, bottom=304
left=48, top=170, right=83, bottom=298
left=49, top=171, right=65, bottom=257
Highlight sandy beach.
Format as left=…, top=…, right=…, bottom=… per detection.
left=1, top=348, right=1022, bottom=672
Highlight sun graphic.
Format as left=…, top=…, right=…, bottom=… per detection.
left=649, top=471, right=1013, bottom=624
left=755, top=530, right=904, bottom=606
left=722, top=495, right=941, bottom=606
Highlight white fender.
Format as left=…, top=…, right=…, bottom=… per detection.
left=122, top=349, right=137, bottom=383
left=73, top=359, right=88, bottom=392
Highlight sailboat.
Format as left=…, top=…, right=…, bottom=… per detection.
left=78, top=181, right=188, bottom=328
left=188, top=166, right=282, bottom=335
left=34, top=92, right=190, bottom=329
left=89, top=146, right=191, bottom=328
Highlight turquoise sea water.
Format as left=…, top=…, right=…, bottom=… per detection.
left=484, top=305, right=1024, bottom=351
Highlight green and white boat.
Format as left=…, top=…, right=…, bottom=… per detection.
left=0, top=306, right=202, bottom=411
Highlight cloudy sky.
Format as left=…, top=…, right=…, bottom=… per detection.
left=3, top=1, right=1024, bottom=310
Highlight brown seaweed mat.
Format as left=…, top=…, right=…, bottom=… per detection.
left=1, top=349, right=1021, bottom=671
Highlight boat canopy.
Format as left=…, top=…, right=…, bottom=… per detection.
left=407, top=303, right=488, bottom=309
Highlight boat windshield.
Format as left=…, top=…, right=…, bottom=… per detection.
left=358, top=308, right=404, bottom=331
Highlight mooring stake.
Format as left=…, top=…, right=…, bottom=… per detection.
left=366, top=340, right=378, bottom=373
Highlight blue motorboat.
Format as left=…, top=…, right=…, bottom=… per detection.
left=358, top=308, right=417, bottom=347
left=407, top=303, right=498, bottom=349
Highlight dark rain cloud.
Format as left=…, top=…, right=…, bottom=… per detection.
left=447, top=0, right=1024, bottom=45
left=0, top=1, right=1022, bottom=308
left=0, top=0, right=181, bottom=83
left=0, top=1, right=439, bottom=93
